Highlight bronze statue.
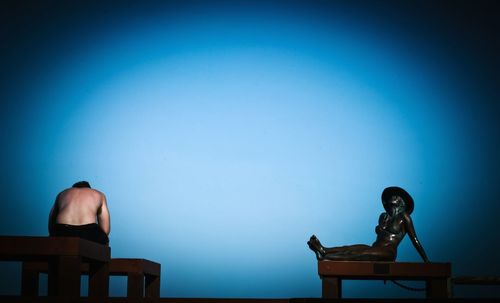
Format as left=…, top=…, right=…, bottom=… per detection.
left=308, top=186, right=429, bottom=262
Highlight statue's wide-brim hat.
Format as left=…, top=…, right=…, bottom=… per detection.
left=381, top=186, right=414, bottom=214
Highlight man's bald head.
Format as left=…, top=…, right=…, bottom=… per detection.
left=72, top=181, right=91, bottom=188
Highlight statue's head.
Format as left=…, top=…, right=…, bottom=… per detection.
left=382, top=186, right=414, bottom=215
left=72, top=181, right=91, bottom=188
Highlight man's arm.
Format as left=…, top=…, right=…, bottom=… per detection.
left=97, top=193, right=110, bottom=235
left=404, top=213, right=430, bottom=262
left=48, top=195, right=60, bottom=235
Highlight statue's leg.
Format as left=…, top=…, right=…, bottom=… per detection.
left=323, top=247, right=395, bottom=261
left=322, top=245, right=375, bottom=261
left=361, top=247, right=396, bottom=261
left=324, top=244, right=369, bottom=254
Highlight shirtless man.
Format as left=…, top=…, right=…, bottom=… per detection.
left=308, top=186, right=429, bottom=262
left=48, top=181, right=110, bottom=245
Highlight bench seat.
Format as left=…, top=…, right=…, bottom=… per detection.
left=318, top=260, right=452, bottom=298
left=0, top=236, right=110, bottom=297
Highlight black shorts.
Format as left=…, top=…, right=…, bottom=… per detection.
left=50, top=223, right=109, bottom=245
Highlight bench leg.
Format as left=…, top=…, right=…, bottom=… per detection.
left=426, top=278, right=451, bottom=298
left=322, top=276, right=342, bottom=298
left=145, top=274, right=160, bottom=298
left=89, top=261, right=109, bottom=297
left=127, top=272, right=145, bottom=298
left=48, top=256, right=81, bottom=297
left=21, top=262, right=39, bottom=296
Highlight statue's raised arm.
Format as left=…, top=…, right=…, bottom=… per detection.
left=403, top=212, right=429, bottom=262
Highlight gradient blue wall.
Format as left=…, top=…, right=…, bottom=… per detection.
left=1, top=0, right=499, bottom=298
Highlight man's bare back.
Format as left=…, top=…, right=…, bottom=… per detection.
left=49, top=181, right=110, bottom=244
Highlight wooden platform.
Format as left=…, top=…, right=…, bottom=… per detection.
left=453, top=276, right=500, bottom=285
left=107, top=258, right=161, bottom=298
left=0, top=297, right=498, bottom=303
left=318, top=261, right=452, bottom=299
left=0, top=236, right=110, bottom=297
left=22, top=258, right=161, bottom=298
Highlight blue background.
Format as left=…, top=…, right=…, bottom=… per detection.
left=1, top=0, right=499, bottom=298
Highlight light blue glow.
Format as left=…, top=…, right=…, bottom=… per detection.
left=1, top=1, right=497, bottom=298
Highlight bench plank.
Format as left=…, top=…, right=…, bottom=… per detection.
left=453, top=276, right=500, bottom=285
left=109, top=258, right=161, bottom=276
left=0, top=236, right=110, bottom=262
left=319, top=261, right=451, bottom=279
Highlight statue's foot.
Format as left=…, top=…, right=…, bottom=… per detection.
left=307, top=235, right=326, bottom=260
left=308, top=235, right=325, bottom=252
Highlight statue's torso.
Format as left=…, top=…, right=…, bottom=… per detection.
left=373, top=212, right=406, bottom=247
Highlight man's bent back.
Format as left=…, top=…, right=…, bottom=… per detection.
left=49, top=181, right=110, bottom=245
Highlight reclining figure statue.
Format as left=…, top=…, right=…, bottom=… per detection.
left=308, top=186, right=429, bottom=262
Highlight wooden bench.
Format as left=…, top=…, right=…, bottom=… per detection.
left=22, top=258, right=161, bottom=298
left=318, top=261, right=452, bottom=298
left=452, top=275, right=500, bottom=297
left=453, top=276, right=500, bottom=285
left=0, top=236, right=110, bottom=297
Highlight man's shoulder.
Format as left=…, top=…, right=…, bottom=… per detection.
left=92, top=188, right=105, bottom=196
left=82, top=188, right=105, bottom=198
left=57, top=188, right=73, bottom=198
left=90, top=189, right=107, bottom=202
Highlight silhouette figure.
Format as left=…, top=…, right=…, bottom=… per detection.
left=48, top=181, right=110, bottom=245
left=308, top=186, right=429, bottom=262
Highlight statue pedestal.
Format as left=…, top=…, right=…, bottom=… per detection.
left=318, top=260, right=452, bottom=298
